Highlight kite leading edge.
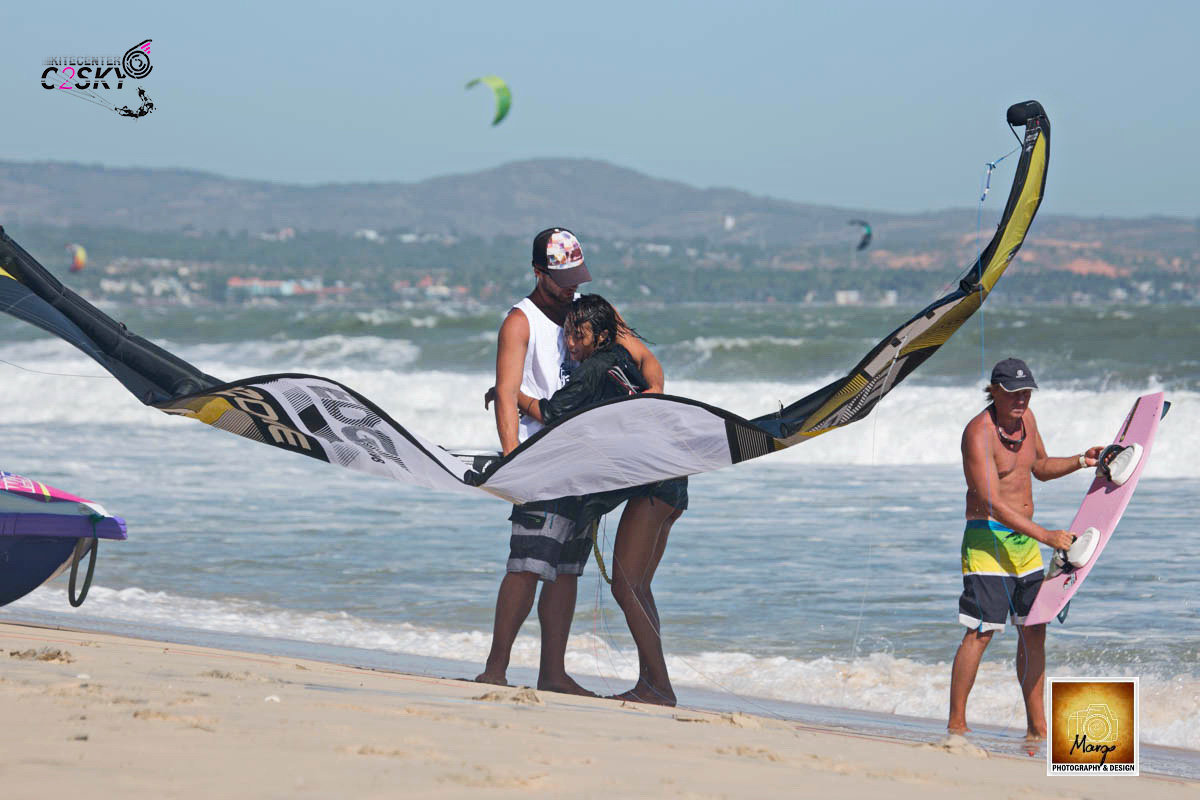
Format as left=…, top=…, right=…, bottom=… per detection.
left=0, top=102, right=1050, bottom=505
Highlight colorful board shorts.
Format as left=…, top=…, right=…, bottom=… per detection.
left=507, top=496, right=593, bottom=582
left=958, top=519, right=1045, bottom=632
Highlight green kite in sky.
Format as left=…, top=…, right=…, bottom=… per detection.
left=465, top=76, right=511, bottom=126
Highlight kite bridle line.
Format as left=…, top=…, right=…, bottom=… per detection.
left=0, top=272, right=113, bottom=380
left=596, top=539, right=793, bottom=719
left=925, top=144, right=1019, bottom=303
left=0, top=357, right=108, bottom=380
left=45, top=68, right=127, bottom=113
left=843, top=330, right=909, bottom=708
left=972, top=148, right=1036, bottom=710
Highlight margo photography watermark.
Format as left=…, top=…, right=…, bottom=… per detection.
left=1047, top=677, right=1139, bottom=776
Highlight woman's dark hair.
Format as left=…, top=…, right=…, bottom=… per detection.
left=565, top=294, right=644, bottom=351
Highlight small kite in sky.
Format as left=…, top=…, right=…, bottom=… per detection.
left=465, top=75, right=511, bottom=126
left=67, top=244, right=87, bottom=272
left=848, top=220, right=872, bottom=251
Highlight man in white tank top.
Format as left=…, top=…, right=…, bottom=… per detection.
left=475, top=228, right=663, bottom=694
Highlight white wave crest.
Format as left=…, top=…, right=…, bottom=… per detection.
left=0, top=340, right=1192, bottom=475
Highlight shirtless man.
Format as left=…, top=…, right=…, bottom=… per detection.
left=474, top=228, right=663, bottom=694
left=948, top=358, right=1103, bottom=739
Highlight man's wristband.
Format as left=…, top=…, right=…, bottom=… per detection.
left=1078, top=453, right=1087, bottom=469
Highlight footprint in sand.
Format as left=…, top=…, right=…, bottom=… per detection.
left=472, top=687, right=544, bottom=706
left=717, top=745, right=783, bottom=762
left=342, top=745, right=447, bottom=763
left=441, top=766, right=548, bottom=789
left=673, top=711, right=761, bottom=728
left=199, top=669, right=278, bottom=683
left=132, top=709, right=216, bottom=732
left=9, top=647, right=74, bottom=664
left=923, top=734, right=989, bottom=759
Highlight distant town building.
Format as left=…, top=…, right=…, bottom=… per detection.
left=225, top=276, right=350, bottom=302
left=256, top=227, right=295, bottom=242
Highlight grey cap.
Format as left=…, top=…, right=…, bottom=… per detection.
left=990, top=357, right=1038, bottom=392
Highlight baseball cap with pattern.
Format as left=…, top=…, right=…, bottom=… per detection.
left=990, top=357, right=1038, bottom=392
left=531, top=227, right=591, bottom=287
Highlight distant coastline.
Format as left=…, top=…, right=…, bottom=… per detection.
left=3, top=221, right=1195, bottom=308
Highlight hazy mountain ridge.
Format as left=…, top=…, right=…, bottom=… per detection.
left=1, top=159, right=1196, bottom=276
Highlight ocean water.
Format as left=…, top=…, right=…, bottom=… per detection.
left=1, top=303, right=1196, bottom=762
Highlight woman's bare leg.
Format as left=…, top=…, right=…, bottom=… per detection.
left=608, top=498, right=681, bottom=705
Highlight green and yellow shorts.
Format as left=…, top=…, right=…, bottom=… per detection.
left=958, top=520, right=1044, bottom=632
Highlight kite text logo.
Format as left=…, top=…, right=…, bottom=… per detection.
left=1048, top=678, right=1138, bottom=776
left=215, top=386, right=313, bottom=452
left=40, top=39, right=155, bottom=119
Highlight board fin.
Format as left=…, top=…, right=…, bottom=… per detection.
left=1056, top=601, right=1070, bottom=625
left=1161, top=400, right=1172, bottom=420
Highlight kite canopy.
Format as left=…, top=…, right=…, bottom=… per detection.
left=847, top=220, right=872, bottom=251
left=67, top=243, right=87, bottom=272
left=0, top=101, right=1050, bottom=506
left=0, top=470, right=127, bottom=607
left=465, top=75, right=512, bottom=126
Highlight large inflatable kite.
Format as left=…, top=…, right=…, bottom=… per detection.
left=0, top=102, right=1050, bottom=506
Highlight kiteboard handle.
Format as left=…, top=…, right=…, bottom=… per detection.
left=68, top=537, right=98, bottom=607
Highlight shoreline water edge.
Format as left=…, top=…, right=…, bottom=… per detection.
left=3, top=620, right=1198, bottom=796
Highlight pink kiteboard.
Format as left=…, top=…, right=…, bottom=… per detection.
left=1026, top=392, right=1168, bottom=625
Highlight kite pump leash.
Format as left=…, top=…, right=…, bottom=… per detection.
left=589, top=520, right=611, bottom=585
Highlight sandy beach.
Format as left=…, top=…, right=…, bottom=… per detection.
left=1, top=622, right=1195, bottom=799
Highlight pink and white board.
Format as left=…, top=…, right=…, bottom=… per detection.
left=1026, top=392, right=1167, bottom=625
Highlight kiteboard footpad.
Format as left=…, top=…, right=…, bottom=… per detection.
left=1097, top=443, right=1142, bottom=486
left=1047, top=526, right=1100, bottom=578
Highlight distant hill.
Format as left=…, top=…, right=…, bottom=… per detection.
left=1, top=159, right=1196, bottom=275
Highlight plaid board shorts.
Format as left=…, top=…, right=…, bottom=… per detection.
left=506, top=496, right=593, bottom=582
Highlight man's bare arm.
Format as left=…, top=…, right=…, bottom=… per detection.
left=623, top=336, right=664, bottom=393
left=1029, top=416, right=1105, bottom=481
left=494, top=309, right=529, bottom=455
left=962, top=423, right=1073, bottom=549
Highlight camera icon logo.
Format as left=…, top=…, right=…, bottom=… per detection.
left=1066, top=703, right=1119, bottom=744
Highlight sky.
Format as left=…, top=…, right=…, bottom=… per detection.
left=2, top=0, right=1197, bottom=218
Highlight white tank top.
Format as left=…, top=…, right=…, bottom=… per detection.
left=511, top=297, right=574, bottom=442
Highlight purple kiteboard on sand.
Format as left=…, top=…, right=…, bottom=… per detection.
left=1025, top=392, right=1168, bottom=626
left=0, top=470, right=127, bottom=608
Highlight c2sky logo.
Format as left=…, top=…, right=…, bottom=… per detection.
left=40, top=39, right=155, bottom=119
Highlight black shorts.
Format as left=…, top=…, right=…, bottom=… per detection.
left=958, top=572, right=1045, bottom=631
left=577, top=477, right=689, bottom=529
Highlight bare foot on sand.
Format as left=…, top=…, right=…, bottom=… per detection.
left=1024, top=730, right=1047, bottom=742
left=947, top=723, right=972, bottom=735
left=473, top=671, right=510, bottom=686
left=607, top=682, right=676, bottom=707
left=537, top=676, right=596, bottom=697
